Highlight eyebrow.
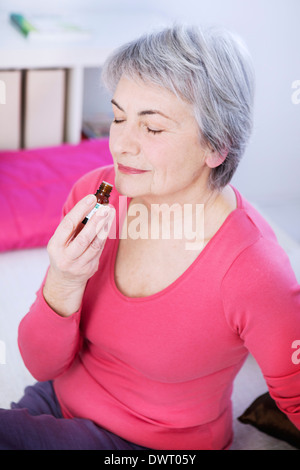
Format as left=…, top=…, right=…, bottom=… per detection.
left=111, top=99, right=177, bottom=122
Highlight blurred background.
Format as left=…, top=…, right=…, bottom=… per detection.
left=1, top=0, right=299, bottom=241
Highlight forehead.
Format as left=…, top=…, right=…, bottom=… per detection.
left=113, top=75, right=194, bottom=118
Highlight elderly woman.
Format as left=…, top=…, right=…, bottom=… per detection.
left=1, top=25, right=300, bottom=450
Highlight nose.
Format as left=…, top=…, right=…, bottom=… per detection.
left=109, top=121, right=140, bottom=157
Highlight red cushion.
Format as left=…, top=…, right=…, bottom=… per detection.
left=0, top=139, right=113, bottom=252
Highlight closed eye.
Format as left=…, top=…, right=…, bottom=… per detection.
left=146, top=128, right=163, bottom=135
left=113, top=119, right=163, bottom=135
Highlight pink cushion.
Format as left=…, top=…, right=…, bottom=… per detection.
left=0, top=139, right=113, bottom=252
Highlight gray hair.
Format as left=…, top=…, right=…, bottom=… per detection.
left=101, top=24, right=255, bottom=190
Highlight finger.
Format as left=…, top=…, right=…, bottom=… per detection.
left=54, top=194, right=97, bottom=247
left=89, top=206, right=115, bottom=248
left=72, top=208, right=115, bottom=266
left=94, top=204, right=116, bottom=240
left=68, top=204, right=115, bottom=259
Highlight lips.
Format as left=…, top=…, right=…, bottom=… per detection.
left=117, top=163, right=150, bottom=175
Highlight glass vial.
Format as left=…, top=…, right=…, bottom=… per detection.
left=74, top=181, right=113, bottom=238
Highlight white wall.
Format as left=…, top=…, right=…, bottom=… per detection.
left=156, top=0, right=300, bottom=207
left=2, top=0, right=300, bottom=208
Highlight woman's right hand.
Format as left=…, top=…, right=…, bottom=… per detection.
left=43, top=194, right=115, bottom=317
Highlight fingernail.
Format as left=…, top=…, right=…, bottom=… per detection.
left=86, top=194, right=96, bottom=205
left=95, top=204, right=109, bottom=217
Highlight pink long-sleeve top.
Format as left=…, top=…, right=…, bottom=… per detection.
left=18, top=165, right=300, bottom=450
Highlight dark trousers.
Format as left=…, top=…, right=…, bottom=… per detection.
left=0, top=381, right=148, bottom=450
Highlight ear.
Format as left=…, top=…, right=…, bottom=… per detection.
left=205, top=148, right=228, bottom=169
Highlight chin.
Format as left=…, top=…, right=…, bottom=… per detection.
left=114, top=174, right=143, bottom=198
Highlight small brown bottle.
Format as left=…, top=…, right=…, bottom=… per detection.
left=74, top=181, right=113, bottom=237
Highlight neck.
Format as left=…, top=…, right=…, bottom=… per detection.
left=131, top=176, right=220, bottom=211
left=125, top=180, right=224, bottom=247
left=123, top=183, right=236, bottom=249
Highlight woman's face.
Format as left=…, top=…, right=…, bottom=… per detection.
left=109, top=76, right=213, bottom=203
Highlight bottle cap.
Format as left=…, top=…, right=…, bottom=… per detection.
left=98, top=181, right=113, bottom=196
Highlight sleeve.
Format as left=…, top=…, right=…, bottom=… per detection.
left=17, top=167, right=108, bottom=381
left=221, top=237, right=300, bottom=429
left=18, top=287, right=82, bottom=381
